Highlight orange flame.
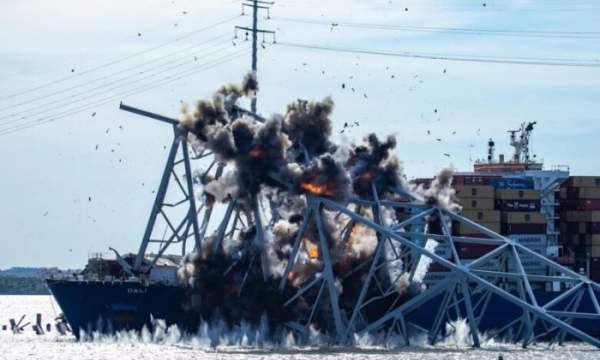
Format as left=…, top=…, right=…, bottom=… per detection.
left=361, top=172, right=373, bottom=180
left=287, top=271, right=294, bottom=280
left=249, top=148, right=265, bottom=158
left=308, top=247, right=319, bottom=259
left=300, top=181, right=336, bottom=196
left=351, top=223, right=360, bottom=234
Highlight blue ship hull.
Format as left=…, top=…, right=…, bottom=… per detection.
left=45, top=279, right=600, bottom=340
left=44, top=279, right=197, bottom=338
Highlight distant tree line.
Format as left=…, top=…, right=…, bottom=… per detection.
left=0, top=276, right=50, bottom=295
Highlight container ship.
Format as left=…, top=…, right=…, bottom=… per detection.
left=45, top=104, right=600, bottom=345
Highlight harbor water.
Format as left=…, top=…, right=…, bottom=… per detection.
left=1, top=295, right=599, bottom=360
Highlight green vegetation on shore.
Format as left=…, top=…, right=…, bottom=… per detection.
left=0, top=276, right=50, bottom=295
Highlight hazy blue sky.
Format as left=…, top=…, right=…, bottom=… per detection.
left=1, top=0, right=599, bottom=269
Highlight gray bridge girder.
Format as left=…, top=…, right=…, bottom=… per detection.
left=119, top=103, right=600, bottom=349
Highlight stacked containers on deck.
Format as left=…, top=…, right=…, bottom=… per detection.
left=493, top=180, right=546, bottom=276
left=450, top=184, right=500, bottom=272
left=559, top=176, right=600, bottom=281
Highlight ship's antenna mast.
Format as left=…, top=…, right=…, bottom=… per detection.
left=236, top=0, right=276, bottom=113
left=508, top=121, right=536, bottom=163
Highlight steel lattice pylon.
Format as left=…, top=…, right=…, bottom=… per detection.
left=120, top=103, right=600, bottom=349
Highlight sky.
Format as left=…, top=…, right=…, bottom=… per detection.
left=0, top=0, right=599, bottom=269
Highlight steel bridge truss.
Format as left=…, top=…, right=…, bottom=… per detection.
left=120, top=103, right=600, bottom=349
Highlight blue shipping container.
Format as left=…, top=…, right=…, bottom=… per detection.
left=488, top=178, right=534, bottom=190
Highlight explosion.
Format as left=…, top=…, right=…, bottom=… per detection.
left=174, top=73, right=460, bottom=342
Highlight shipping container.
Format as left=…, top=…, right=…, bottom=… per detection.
left=495, top=189, right=541, bottom=200
left=501, top=223, right=547, bottom=235
left=463, top=176, right=501, bottom=186
left=461, top=258, right=500, bottom=271
left=422, top=271, right=450, bottom=284
left=522, top=245, right=547, bottom=257
left=564, top=187, right=600, bottom=199
left=455, top=243, right=497, bottom=259
left=507, top=256, right=546, bottom=271
left=562, top=176, right=600, bottom=188
left=501, top=212, right=547, bottom=224
left=575, top=235, right=600, bottom=246
left=576, top=245, right=600, bottom=257
left=508, top=234, right=548, bottom=246
left=559, top=187, right=567, bottom=199
left=564, top=199, right=600, bottom=211
left=453, top=221, right=500, bottom=235
left=579, top=211, right=600, bottom=222
left=454, top=185, right=495, bottom=198
left=432, top=243, right=452, bottom=259
left=495, top=199, right=541, bottom=212
left=460, top=210, right=501, bottom=223
left=488, top=178, right=534, bottom=190
left=586, top=222, right=600, bottom=234
left=458, top=198, right=495, bottom=210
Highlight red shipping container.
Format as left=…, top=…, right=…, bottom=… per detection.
left=589, top=258, right=600, bottom=282
left=455, top=243, right=498, bottom=259
left=495, top=199, right=541, bottom=212
left=428, top=261, right=451, bottom=272
left=561, top=199, right=600, bottom=211
left=501, top=223, right=547, bottom=235
left=566, top=221, right=582, bottom=234
left=452, top=175, right=466, bottom=186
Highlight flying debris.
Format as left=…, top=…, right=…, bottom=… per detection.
left=71, top=69, right=75, bottom=73
left=43, top=212, right=48, bottom=217
left=443, top=69, right=447, bottom=73
left=95, top=145, right=98, bottom=150
left=91, top=112, right=96, bottom=117
left=427, top=130, right=430, bottom=135
left=232, top=41, right=236, bottom=46
left=363, top=94, right=368, bottom=98
left=194, top=56, right=197, bottom=61
left=105, top=129, right=109, bottom=133
left=344, top=122, right=349, bottom=128
left=261, top=44, right=265, bottom=49
left=354, top=121, right=359, bottom=126
left=444, top=153, right=450, bottom=157
left=88, top=197, right=91, bottom=202
left=183, top=11, right=187, bottom=14
left=351, top=88, right=355, bottom=92
left=434, top=109, right=438, bottom=113
left=453, top=131, right=456, bottom=135
left=138, top=33, right=141, bottom=36
left=342, top=83, right=345, bottom=89
left=436, top=138, right=441, bottom=141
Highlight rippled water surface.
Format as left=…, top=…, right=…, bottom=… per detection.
left=1, top=295, right=599, bottom=360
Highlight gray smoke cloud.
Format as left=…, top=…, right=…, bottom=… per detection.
left=174, top=74, right=452, bottom=342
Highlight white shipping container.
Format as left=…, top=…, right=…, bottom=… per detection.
left=462, top=259, right=501, bottom=271
left=519, top=245, right=547, bottom=257
left=508, top=234, right=547, bottom=246
left=508, top=256, right=546, bottom=271
left=422, top=272, right=450, bottom=284
left=432, top=243, right=452, bottom=259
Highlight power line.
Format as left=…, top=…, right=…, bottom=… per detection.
left=0, top=47, right=253, bottom=136
left=0, top=39, right=236, bottom=127
left=0, top=15, right=241, bottom=103
left=0, top=0, right=241, bottom=86
left=0, top=33, right=232, bottom=117
left=275, top=17, right=600, bottom=39
left=277, top=42, right=600, bottom=68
